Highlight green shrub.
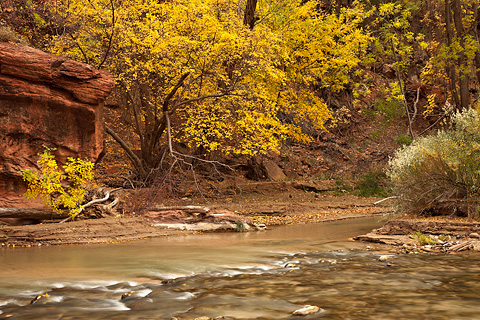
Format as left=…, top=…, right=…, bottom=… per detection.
left=354, top=169, right=390, bottom=198
left=387, top=107, right=480, bottom=217
left=395, top=133, right=413, bottom=146
left=375, top=98, right=405, bottom=120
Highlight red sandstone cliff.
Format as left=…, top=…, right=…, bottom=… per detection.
left=0, top=43, right=114, bottom=207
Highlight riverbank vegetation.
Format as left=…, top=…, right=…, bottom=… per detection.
left=388, top=107, right=480, bottom=218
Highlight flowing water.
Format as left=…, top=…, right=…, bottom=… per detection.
left=1, top=217, right=480, bottom=319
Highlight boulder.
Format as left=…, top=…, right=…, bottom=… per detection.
left=263, top=160, right=286, bottom=181
left=0, top=43, right=114, bottom=208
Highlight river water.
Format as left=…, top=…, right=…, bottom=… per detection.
left=1, top=216, right=480, bottom=319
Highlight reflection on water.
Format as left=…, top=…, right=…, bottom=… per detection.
left=1, top=217, right=480, bottom=319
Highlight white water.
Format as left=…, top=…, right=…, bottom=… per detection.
left=4, top=216, right=479, bottom=319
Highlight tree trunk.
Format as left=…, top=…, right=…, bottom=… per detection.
left=445, top=0, right=461, bottom=108
left=243, top=0, right=258, bottom=30
left=473, top=3, right=480, bottom=85
left=452, top=0, right=470, bottom=109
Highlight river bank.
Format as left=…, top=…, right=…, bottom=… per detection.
left=355, top=215, right=480, bottom=253
left=0, top=181, right=390, bottom=247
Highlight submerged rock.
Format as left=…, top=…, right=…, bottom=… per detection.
left=378, top=255, right=393, bottom=262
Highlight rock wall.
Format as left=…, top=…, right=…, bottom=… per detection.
left=0, top=43, right=114, bottom=207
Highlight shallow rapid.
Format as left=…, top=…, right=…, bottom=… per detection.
left=1, top=216, right=480, bottom=319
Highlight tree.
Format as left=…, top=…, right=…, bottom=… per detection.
left=419, top=0, right=480, bottom=111
left=46, top=0, right=371, bottom=180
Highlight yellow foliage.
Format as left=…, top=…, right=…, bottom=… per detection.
left=46, top=0, right=371, bottom=157
left=20, top=148, right=94, bottom=217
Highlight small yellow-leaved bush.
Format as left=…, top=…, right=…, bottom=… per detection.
left=21, top=148, right=94, bottom=217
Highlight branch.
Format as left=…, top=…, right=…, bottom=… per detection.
left=171, top=93, right=228, bottom=112
left=373, top=196, right=398, bottom=205
left=68, top=33, right=89, bottom=64
left=163, top=72, right=190, bottom=112
left=105, top=124, right=147, bottom=177
left=97, top=0, right=115, bottom=69
left=412, top=87, right=420, bottom=121
left=122, top=82, right=144, bottom=147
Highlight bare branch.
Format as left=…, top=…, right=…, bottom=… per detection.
left=163, top=72, right=190, bottom=112
left=97, top=0, right=115, bottom=69
left=122, top=82, right=145, bottom=147
left=412, top=87, right=420, bottom=121
left=105, top=124, right=147, bottom=178
left=68, top=33, right=89, bottom=64
left=171, top=93, right=228, bottom=112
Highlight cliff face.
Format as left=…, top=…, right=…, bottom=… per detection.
left=0, top=43, right=114, bottom=207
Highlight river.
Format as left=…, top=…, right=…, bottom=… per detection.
left=1, top=216, right=480, bottom=319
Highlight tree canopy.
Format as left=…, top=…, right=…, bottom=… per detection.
left=40, top=0, right=370, bottom=177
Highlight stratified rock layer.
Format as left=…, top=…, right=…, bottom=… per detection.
left=0, top=43, right=114, bottom=207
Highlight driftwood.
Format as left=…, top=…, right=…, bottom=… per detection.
left=448, top=240, right=474, bottom=252
left=59, top=187, right=122, bottom=223
left=148, top=205, right=210, bottom=214
left=374, top=196, right=398, bottom=205
left=0, top=208, right=69, bottom=220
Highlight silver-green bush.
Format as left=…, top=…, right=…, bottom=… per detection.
left=387, top=107, right=480, bottom=217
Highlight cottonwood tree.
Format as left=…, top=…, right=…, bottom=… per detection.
left=46, top=0, right=371, bottom=181
left=418, top=0, right=480, bottom=111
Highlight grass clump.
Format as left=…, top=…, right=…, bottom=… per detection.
left=412, top=231, right=436, bottom=245
left=387, top=107, right=480, bottom=217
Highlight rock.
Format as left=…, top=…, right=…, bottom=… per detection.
left=472, top=241, right=480, bottom=251
left=121, top=291, right=136, bottom=300
left=469, top=232, right=480, bottom=239
left=292, top=180, right=336, bottom=192
left=255, top=223, right=267, bottom=230
left=378, top=255, right=392, bottom=262
left=194, top=317, right=212, bottom=320
left=292, top=305, right=321, bottom=316
left=0, top=43, right=114, bottom=208
left=263, top=160, right=286, bottom=181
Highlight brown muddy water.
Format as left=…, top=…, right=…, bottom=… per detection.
left=1, top=216, right=480, bottom=319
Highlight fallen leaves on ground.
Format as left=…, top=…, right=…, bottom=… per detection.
left=245, top=207, right=384, bottom=226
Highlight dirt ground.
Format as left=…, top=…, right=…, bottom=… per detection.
left=0, top=181, right=391, bottom=247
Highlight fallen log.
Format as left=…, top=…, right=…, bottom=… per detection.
left=148, top=205, right=210, bottom=214
left=0, top=208, right=69, bottom=219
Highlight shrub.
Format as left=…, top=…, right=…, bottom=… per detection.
left=387, top=107, right=480, bottom=217
left=354, top=169, right=390, bottom=198
left=395, top=133, right=413, bottom=146
left=20, top=147, right=94, bottom=217
left=374, top=98, right=405, bottom=120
